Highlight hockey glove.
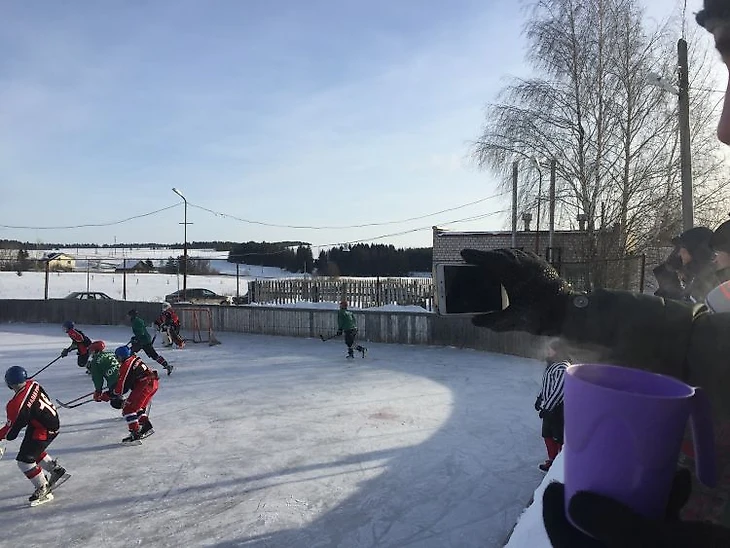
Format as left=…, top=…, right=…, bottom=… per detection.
left=535, top=396, right=542, bottom=412
left=109, top=395, right=124, bottom=409
left=93, top=391, right=110, bottom=402
left=61, top=348, right=70, bottom=358
left=460, top=248, right=573, bottom=335
left=542, top=471, right=730, bottom=547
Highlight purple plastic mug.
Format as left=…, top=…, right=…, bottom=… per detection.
left=563, top=363, right=716, bottom=524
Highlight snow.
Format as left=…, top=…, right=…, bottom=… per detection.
left=0, top=323, right=549, bottom=547
left=504, top=453, right=564, bottom=547
left=0, top=270, right=246, bottom=302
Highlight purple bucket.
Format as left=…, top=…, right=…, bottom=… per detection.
left=564, top=364, right=716, bottom=521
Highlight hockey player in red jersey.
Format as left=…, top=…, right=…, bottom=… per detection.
left=113, top=346, right=159, bottom=444
left=154, top=302, right=185, bottom=348
left=61, top=320, right=93, bottom=368
left=0, top=366, right=68, bottom=507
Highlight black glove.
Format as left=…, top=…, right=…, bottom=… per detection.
left=535, top=396, right=543, bottom=412
left=460, top=248, right=572, bottom=335
left=61, top=348, right=69, bottom=358
left=542, top=470, right=730, bottom=547
left=538, top=409, right=546, bottom=419
left=109, top=395, right=124, bottom=410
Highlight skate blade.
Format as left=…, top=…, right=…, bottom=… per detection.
left=121, top=439, right=143, bottom=446
left=50, top=474, right=71, bottom=491
left=139, top=429, right=155, bottom=439
left=30, top=493, right=54, bottom=507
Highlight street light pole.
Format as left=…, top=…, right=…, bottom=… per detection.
left=172, top=187, right=188, bottom=301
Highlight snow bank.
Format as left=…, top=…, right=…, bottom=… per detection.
left=505, top=452, right=564, bottom=547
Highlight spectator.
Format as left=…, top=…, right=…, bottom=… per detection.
left=711, top=217, right=730, bottom=283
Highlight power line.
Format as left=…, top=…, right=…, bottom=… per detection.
left=0, top=203, right=181, bottom=230
left=186, top=190, right=509, bottom=230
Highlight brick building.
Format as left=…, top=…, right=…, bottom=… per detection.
left=432, top=227, right=591, bottom=264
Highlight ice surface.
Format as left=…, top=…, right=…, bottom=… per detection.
left=0, top=323, right=547, bottom=547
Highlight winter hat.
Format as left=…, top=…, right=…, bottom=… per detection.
left=671, top=227, right=715, bottom=262
left=711, top=219, right=730, bottom=254
left=697, top=1, right=730, bottom=32
left=706, top=281, right=730, bottom=313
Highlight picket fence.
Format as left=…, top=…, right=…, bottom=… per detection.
left=248, top=277, right=434, bottom=310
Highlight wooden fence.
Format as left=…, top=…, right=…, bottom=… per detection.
left=0, top=299, right=548, bottom=360
left=249, top=277, right=434, bottom=310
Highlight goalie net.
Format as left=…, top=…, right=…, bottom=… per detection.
left=178, top=307, right=221, bottom=346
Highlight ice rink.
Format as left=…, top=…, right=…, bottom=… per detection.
left=0, top=323, right=547, bottom=547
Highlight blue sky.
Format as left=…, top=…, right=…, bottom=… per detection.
left=0, top=0, right=712, bottom=249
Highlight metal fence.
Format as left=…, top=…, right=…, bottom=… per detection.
left=249, top=277, right=434, bottom=310
left=555, top=254, right=646, bottom=293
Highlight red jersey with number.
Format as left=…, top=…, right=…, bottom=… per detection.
left=0, top=380, right=59, bottom=441
left=115, top=355, right=156, bottom=396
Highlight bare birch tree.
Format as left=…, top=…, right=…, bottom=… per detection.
left=473, top=0, right=729, bottom=261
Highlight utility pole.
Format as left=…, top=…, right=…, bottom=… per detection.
left=548, top=159, right=557, bottom=258
left=512, top=161, right=518, bottom=248
left=678, top=38, right=694, bottom=231
left=535, top=163, right=543, bottom=256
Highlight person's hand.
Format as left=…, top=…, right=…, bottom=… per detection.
left=538, top=409, right=546, bottom=419
left=61, top=348, right=69, bottom=358
left=542, top=470, right=730, bottom=547
left=535, top=396, right=542, bottom=412
left=94, top=391, right=111, bottom=402
left=460, top=248, right=572, bottom=335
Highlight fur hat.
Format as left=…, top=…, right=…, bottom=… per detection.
left=711, top=219, right=730, bottom=254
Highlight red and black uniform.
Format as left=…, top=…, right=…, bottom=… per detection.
left=114, top=355, right=158, bottom=435
left=154, top=309, right=184, bottom=348
left=0, top=380, right=60, bottom=470
left=64, top=328, right=92, bottom=367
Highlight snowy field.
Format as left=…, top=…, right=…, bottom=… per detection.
left=0, top=270, right=248, bottom=302
left=0, top=323, right=548, bottom=548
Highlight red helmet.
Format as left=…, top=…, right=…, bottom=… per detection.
left=89, top=340, right=105, bottom=353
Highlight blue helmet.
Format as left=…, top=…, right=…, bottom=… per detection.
left=115, top=346, right=132, bottom=361
left=5, top=366, right=28, bottom=389
left=62, top=320, right=74, bottom=331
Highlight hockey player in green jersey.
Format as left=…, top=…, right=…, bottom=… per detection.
left=127, top=309, right=172, bottom=375
left=87, top=341, right=123, bottom=408
left=336, top=300, right=366, bottom=359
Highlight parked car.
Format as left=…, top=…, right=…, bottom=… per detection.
left=65, top=291, right=114, bottom=300
left=164, top=288, right=232, bottom=306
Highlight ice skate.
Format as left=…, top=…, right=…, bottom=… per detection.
left=138, top=421, right=155, bottom=439
left=163, top=364, right=174, bottom=375
left=29, top=484, right=54, bottom=507
left=47, top=461, right=70, bottom=490
left=122, top=430, right=142, bottom=445
left=538, top=459, right=553, bottom=472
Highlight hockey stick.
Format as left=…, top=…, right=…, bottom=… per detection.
left=319, top=333, right=341, bottom=342
left=55, top=392, right=95, bottom=407
left=55, top=398, right=94, bottom=409
left=28, top=355, right=64, bottom=379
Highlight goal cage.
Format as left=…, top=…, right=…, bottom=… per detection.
left=178, top=308, right=221, bottom=346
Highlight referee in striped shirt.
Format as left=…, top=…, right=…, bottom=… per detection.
left=535, top=339, right=571, bottom=472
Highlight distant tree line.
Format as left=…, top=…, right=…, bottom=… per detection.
left=159, top=256, right=218, bottom=275
left=314, top=244, right=432, bottom=277
left=227, top=242, right=314, bottom=273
